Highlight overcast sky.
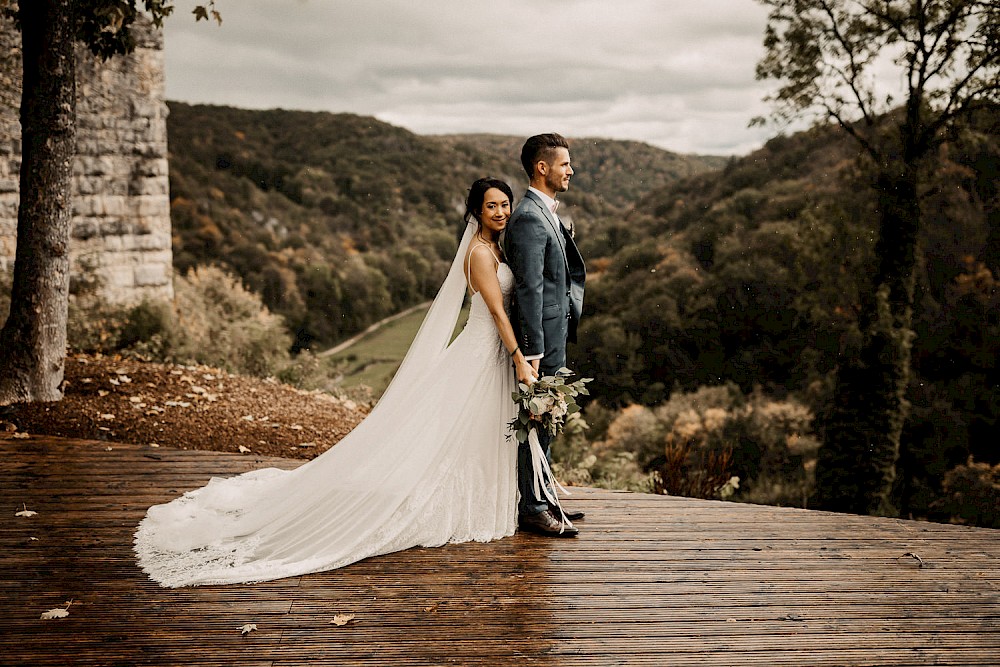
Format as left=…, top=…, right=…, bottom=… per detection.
left=163, top=0, right=779, bottom=156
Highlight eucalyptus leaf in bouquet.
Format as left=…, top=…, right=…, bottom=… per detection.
left=508, top=368, right=591, bottom=444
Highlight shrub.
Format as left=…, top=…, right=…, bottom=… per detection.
left=938, top=458, right=1000, bottom=528
left=550, top=412, right=654, bottom=492
left=601, top=404, right=666, bottom=466
left=574, top=383, right=819, bottom=504
left=56, top=264, right=298, bottom=381
left=66, top=271, right=131, bottom=354
left=170, top=265, right=292, bottom=377
left=653, top=435, right=739, bottom=500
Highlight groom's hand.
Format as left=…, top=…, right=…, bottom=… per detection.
left=531, top=359, right=540, bottom=374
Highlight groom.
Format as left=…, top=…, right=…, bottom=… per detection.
left=503, top=133, right=586, bottom=538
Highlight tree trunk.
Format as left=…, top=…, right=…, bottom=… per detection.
left=814, top=161, right=920, bottom=516
left=0, top=0, right=77, bottom=405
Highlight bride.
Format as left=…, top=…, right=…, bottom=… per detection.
left=134, top=178, right=543, bottom=587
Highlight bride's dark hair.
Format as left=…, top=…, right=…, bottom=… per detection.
left=464, top=177, right=513, bottom=229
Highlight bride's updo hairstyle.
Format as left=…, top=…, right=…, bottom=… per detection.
left=464, top=177, right=513, bottom=230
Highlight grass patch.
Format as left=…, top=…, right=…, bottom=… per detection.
left=328, top=302, right=469, bottom=396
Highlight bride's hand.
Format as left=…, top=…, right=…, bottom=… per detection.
left=515, top=357, right=538, bottom=385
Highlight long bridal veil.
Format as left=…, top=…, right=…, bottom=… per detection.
left=134, top=222, right=517, bottom=587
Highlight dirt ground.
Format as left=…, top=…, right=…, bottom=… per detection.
left=2, top=353, right=368, bottom=459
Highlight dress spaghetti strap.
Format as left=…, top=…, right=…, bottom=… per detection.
left=467, top=242, right=501, bottom=295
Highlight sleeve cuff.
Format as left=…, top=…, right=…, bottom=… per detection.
left=523, top=353, right=543, bottom=361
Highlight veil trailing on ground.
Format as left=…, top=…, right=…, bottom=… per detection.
left=133, top=222, right=510, bottom=587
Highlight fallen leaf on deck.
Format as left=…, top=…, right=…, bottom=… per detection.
left=40, top=600, right=73, bottom=620
left=238, top=623, right=257, bottom=635
left=12, top=432, right=30, bottom=439
left=330, top=614, right=356, bottom=626
left=238, top=445, right=252, bottom=454
left=15, top=503, right=37, bottom=517
left=898, top=552, right=924, bottom=568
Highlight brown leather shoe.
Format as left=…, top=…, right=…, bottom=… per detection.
left=550, top=505, right=585, bottom=521
left=519, top=509, right=579, bottom=537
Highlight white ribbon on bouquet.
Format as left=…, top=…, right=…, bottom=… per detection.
left=527, top=427, right=573, bottom=532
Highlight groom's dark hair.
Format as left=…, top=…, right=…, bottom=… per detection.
left=520, top=133, right=569, bottom=179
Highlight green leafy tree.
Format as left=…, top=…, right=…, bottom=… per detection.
left=755, top=0, right=1000, bottom=515
left=0, top=1, right=217, bottom=405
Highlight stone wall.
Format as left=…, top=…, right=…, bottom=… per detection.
left=0, top=17, right=173, bottom=304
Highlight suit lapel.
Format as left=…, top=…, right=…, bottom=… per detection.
left=524, top=190, right=570, bottom=272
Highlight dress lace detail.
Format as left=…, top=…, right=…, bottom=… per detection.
left=134, top=230, right=518, bottom=587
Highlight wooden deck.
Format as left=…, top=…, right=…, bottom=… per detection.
left=1, top=436, right=998, bottom=667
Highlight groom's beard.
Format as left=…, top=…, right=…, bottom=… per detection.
left=545, top=171, right=570, bottom=194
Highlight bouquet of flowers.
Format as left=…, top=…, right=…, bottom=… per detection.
left=508, top=368, right=591, bottom=525
left=508, top=368, right=591, bottom=444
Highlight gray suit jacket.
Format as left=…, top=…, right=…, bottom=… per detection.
left=502, top=190, right=586, bottom=370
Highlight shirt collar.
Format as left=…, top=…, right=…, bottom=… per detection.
left=528, top=186, right=559, bottom=214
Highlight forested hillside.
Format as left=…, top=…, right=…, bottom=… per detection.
left=569, top=108, right=999, bottom=520
left=162, top=101, right=998, bottom=524
left=166, top=102, right=722, bottom=349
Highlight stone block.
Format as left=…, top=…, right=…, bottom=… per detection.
left=101, top=195, right=127, bottom=217
left=130, top=176, right=168, bottom=197
left=71, top=219, right=100, bottom=241
left=102, top=264, right=135, bottom=290
left=102, top=234, right=123, bottom=252
left=72, top=197, right=96, bottom=217
left=134, top=262, right=169, bottom=286
left=101, top=217, right=131, bottom=237
left=0, top=200, right=16, bottom=221
left=135, top=232, right=170, bottom=251
left=137, top=196, right=168, bottom=218
left=141, top=249, right=173, bottom=266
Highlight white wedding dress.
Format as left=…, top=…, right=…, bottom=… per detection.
left=134, top=224, right=518, bottom=587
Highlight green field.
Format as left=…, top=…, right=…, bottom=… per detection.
left=328, top=304, right=469, bottom=397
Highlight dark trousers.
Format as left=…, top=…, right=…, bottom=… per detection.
left=517, top=352, right=565, bottom=516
